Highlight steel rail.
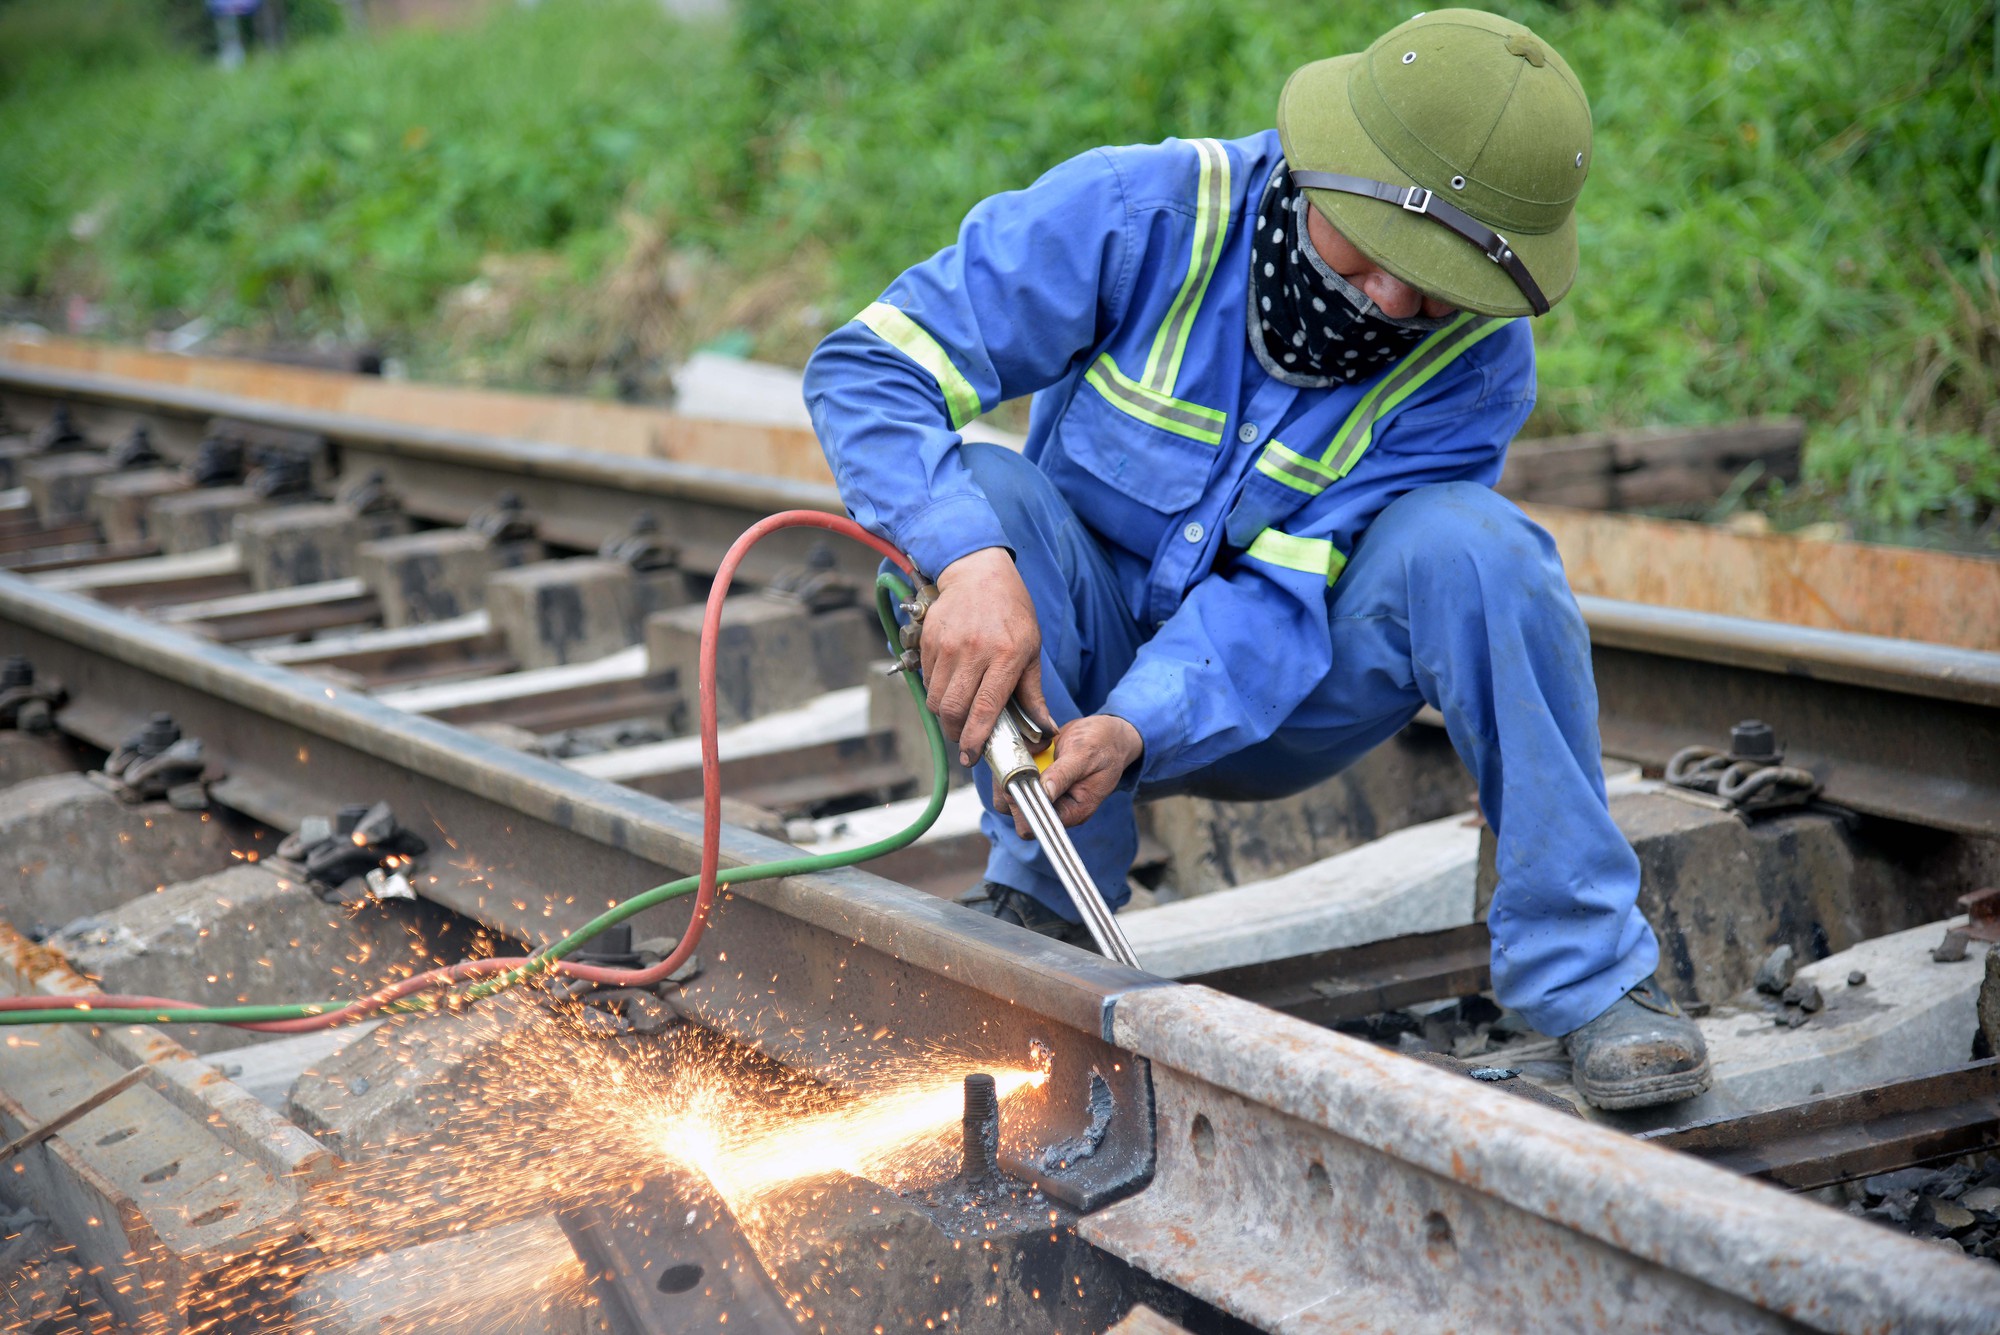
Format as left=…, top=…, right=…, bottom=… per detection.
left=7, top=570, right=2000, bottom=1329
left=0, top=359, right=835, bottom=518
left=9, top=356, right=1998, bottom=834
left=0, top=358, right=863, bottom=586
left=1641, top=1058, right=2000, bottom=1191
left=1580, top=593, right=2000, bottom=709
left=1581, top=596, right=2000, bottom=837
left=0, top=567, right=1160, bottom=1210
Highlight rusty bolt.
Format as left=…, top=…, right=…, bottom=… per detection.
left=1728, top=719, right=1778, bottom=763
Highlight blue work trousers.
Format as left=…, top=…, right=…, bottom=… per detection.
left=960, top=444, right=1657, bottom=1037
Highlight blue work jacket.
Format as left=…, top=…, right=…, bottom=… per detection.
left=803, top=129, right=1537, bottom=786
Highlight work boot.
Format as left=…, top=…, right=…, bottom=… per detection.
left=1563, top=975, right=1712, bottom=1110
left=958, top=882, right=1096, bottom=951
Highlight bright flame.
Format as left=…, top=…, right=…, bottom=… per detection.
left=662, top=1067, right=1047, bottom=1204
left=4, top=996, right=1054, bottom=1334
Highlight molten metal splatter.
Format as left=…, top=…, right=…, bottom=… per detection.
left=4, top=997, right=1050, bottom=1333
left=660, top=1065, right=1047, bottom=1206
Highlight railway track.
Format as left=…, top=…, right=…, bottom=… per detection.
left=3, top=358, right=2000, bottom=1332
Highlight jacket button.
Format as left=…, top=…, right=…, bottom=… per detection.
left=1183, top=522, right=1205, bottom=543
left=1237, top=422, right=1259, bottom=444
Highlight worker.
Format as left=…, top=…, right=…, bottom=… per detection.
left=804, top=9, right=1709, bottom=1111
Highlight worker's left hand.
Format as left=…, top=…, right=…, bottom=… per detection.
left=995, top=714, right=1144, bottom=836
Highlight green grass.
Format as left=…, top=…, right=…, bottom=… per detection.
left=1, top=0, right=1996, bottom=544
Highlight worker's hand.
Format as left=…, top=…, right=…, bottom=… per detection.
left=923, top=547, right=1054, bottom=766
left=995, top=714, right=1144, bottom=836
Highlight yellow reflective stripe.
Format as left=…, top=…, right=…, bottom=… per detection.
left=1254, top=440, right=1339, bottom=496
left=1358, top=316, right=1508, bottom=447
left=1085, top=354, right=1226, bottom=446
left=855, top=301, right=982, bottom=430
left=1245, top=528, right=1346, bottom=584
left=1251, top=316, right=1509, bottom=505
left=1319, top=313, right=1477, bottom=471
left=1319, top=314, right=1504, bottom=477
left=1142, top=138, right=1231, bottom=395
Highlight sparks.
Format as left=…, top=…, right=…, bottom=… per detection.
left=659, top=1065, right=1047, bottom=1205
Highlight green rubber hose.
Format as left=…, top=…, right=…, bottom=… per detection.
left=0, top=571, right=945, bottom=1028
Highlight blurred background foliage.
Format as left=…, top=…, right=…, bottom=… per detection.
left=0, top=0, right=1994, bottom=545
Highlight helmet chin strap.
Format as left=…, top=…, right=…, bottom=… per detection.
left=1288, top=169, right=1551, bottom=316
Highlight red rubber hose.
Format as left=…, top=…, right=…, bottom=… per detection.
left=1, top=512, right=912, bottom=1030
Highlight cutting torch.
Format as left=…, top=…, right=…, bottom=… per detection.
left=897, top=578, right=1142, bottom=969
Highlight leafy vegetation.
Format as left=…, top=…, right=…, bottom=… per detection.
left=0, top=0, right=1995, bottom=543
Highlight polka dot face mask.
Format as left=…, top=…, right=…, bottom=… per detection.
left=1247, top=161, right=1449, bottom=387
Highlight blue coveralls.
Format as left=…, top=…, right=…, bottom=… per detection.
left=803, top=130, right=1657, bottom=1036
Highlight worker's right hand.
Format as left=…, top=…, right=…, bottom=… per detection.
left=922, top=546, right=1054, bottom=767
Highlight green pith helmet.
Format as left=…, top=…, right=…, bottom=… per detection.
left=1277, top=8, right=1592, bottom=318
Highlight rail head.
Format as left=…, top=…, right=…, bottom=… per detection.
left=0, top=357, right=845, bottom=517
left=1095, top=984, right=2000, bottom=1334
left=13, top=354, right=1999, bottom=712
left=1579, top=592, right=2000, bottom=708
left=1, top=564, right=1171, bottom=1208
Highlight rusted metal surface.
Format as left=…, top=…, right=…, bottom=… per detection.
left=35, top=542, right=247, bottom=606
left=10, top=360, right=2000, bottom=1326
left=9, top=356, right=1997, bottom=653
left=152, top=576, right=380, bottom=642
left=1, top=335, right=839, bottom=484
left=561, top=1174, right=797, bottom=1334
left=1499, top=419, right=1803, bottom=510
left=1583, top=595, right=2000, bottom=837
left=1090, top=985, right=2000, bottom=1334
left=1642, top=1060, right=2000, bottom=1192
left=1535, top=504, right=2000, bottom=651
left=1185, top=921, right=1492, bottom=1026
left=0, top=357, right=864, bottom=585
left=0, top=537, right=157, bottom=574
left=0, top=518, right=99, bottom=553
left=0, top=569, right=1165, bottom=1213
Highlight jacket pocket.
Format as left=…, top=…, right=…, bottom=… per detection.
left=1051, top=369, right=1221, bottom=517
